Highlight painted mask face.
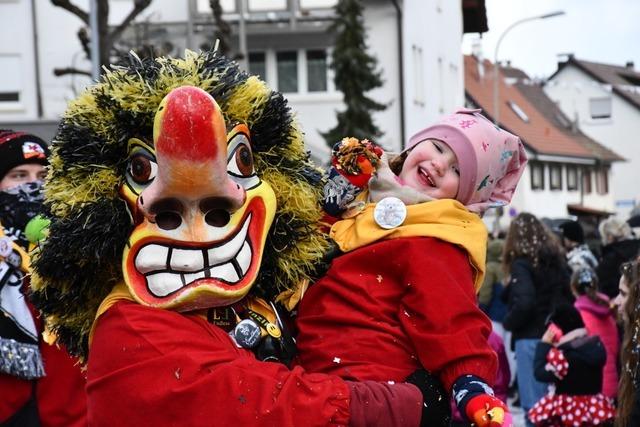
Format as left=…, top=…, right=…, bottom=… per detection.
left=120, top=86, right=277, bottom=311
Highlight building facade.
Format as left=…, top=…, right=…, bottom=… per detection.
left=545, top=56, right=640, bottom=218
left=1, top=0, right=483, bottom=165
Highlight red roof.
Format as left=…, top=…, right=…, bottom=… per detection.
left=464, top=55, right=595, bottom=159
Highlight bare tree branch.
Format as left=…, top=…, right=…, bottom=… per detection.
left=77, top=27, right=91, bottom=59
left=51, top=0, right=89, bottom=25
left=53, top=67, right=92, bottom=77
left=107, top=0, right=152, bottom=47
left=210, top=0, right=232, bottom=56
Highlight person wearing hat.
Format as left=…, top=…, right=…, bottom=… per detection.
left=559, top=220, right=598, bottom=274
left=297, top=108, right=528, bottom=427
left=0, top=130, right=87, bottom=426
left=528, top=303, right=615, bottom=426
left=596, top=217, right=640, bottom=298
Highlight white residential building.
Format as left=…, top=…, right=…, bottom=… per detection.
left=0, top=0, right=486, bottom=164
left=545, top=56, right=640, bottom=219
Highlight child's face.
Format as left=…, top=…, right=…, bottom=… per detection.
left=613, top=276, right=629, bottom=322
left=398, top=139, right=460, bottom=200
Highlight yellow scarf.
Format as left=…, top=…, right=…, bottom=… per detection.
left=330, top=199, right=488, bottom=290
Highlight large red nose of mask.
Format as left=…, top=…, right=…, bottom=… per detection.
left=139, top=86, right=246, bottom=231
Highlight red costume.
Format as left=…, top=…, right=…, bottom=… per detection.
left=297, top=236, right=496, bottom=391
left=30, top=52, right=429, bottom=426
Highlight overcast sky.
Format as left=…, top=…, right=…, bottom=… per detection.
left=461, top=0, right=640, bottom=79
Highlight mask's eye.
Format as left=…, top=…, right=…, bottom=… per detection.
left=233, top=144, right=254, bottom=177
left=125, top=140, right=157, bottom=194
left=227, top=132, right=260, bottom=189
left=129, top=153, right=157, bottom=184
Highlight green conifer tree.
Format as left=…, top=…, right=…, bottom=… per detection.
left=322, top=0, right=387, bottom=148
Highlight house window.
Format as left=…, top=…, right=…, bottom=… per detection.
left=566, top=165, right=578, bottom=190
left=589, top=97, right=612, bottom=119
left=248, top=0, right=286, bottom=11
left=251, top=49, right=331, bottom=94
left=508, top=101, right=529, bottom=123
left=0, top=55, right=21, bottom=104
left=301, top=0, right=338, bottom=8
left=582, top=169, right=592, bottom=194
left=549, top=163, right=562, bottom=190
left=306, top=50, right=327, bottom=92
left=530, top=162, right=544, bottom=190
left=277, top=51, right=298, bottom=93
left=596, top=168, right=609, bottom=194
left=248, top=52, right=266, bottom=79
left=197, top=0, right=235, bottom=13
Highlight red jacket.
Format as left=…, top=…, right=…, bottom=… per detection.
left=87, top=300, right=422, bottom=426
left=296, top=237, right=497, bottom=392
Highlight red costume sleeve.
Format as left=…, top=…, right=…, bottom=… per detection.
left=398, top=239, right=497, bottom=392
left=88, top=301, right=421, bottom=427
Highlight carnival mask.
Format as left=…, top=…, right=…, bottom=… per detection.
left=120, top=86, right=276, bottom=311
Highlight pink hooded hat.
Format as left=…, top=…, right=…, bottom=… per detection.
left=407, top=108, right=528, bottom=214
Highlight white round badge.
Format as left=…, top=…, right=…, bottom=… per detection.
left=0, top=237, right=13, bottom=257
left=373, top=196, right=407, bottom=229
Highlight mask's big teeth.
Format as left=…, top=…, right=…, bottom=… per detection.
left=207, top=218, right=250, bottom=265
left=135, top=245, right=169, bottom=274
left=209, top=262, right=239, bottom=283
left=237, top=242, right=252, bottom=276
left=136, top=213, right=253, bottom=297
left=170, top=248, right=204, bottom=272
left=147, top=272, right=183, bottom=297
left=182, top=270, right=206, bottom=284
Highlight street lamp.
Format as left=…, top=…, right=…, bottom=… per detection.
left=492, top=10, right=565, bottom=125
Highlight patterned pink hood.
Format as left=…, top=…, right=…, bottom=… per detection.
left=407, top=108, right=528, bottom=214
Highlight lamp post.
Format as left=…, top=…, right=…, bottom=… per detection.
left=492, top=10, right=565, bottom=125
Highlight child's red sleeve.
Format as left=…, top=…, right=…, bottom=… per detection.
left=398, top=238, right=497, bottom=392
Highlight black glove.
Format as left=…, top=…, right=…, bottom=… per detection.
left=405, top=369, right=451, bottom=427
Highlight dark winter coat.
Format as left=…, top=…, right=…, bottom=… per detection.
left=597, top=239, right=640, bottom=298
left=502, top=256, right=572, bottom=345
left=533, top=335, right=605, bottom=395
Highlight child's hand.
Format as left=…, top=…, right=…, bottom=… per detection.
left=541, top=326, right=556, bottom=344
left=323, top=138, right=383, bottom=217
left=542, top=323, right=563, bottom=344
left=453, top=375, right=511, bottom=427
left=465, top=394, right=512, bottom=427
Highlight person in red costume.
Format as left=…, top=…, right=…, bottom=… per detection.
left=29, top=51, right=442, bottom=427
left=0, top=130, right=87, bottom=427
left=297, top=109, right=528, bottom=427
